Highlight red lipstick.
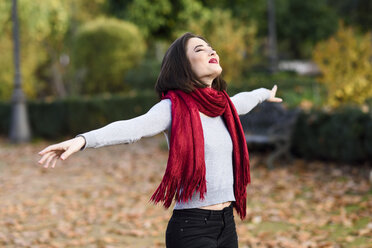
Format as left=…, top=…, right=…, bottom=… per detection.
left=209, top=58, right=218, bottom=64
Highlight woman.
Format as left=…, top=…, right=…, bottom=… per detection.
left=38, top=32, right=282, bottom=248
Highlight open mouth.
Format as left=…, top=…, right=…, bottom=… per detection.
left=209, top=58, right=218, bottom=64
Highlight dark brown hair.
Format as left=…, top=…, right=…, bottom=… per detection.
left=155, top=32, right=227, bottom=98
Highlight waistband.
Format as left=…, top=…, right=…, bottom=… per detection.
left=172, top=203, right=234, bottom=220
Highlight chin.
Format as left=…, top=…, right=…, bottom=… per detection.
left=214, top=68, right=222, bottom=78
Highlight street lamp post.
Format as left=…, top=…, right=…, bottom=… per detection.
left=9, top=0, right=31, bottom=143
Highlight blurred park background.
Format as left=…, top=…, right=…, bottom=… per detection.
left=0, top=0, right=371, bottom=247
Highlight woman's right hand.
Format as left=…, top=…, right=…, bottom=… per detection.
left=37, top=136, right=86, bottom=168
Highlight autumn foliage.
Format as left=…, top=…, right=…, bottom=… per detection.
left=182, top=8, right=257, bottom=84
left=313, top=22, right=372, bottom=107
left=73, top=18, right=146, bottom=94
left=0, top=136, right=371, bottom=247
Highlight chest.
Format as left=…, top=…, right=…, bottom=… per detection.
left=200, top=114, right=233, bottom=153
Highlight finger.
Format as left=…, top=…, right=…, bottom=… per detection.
left=272, top=85, right=277, bottom=94
left=267, top=97, right=283, bottom=103
left=38, top=144, right=65, bottom=155
left=44, top=153, right=58, bottom=168
left=38, top=151, right=56, bottom=165
left=51, top=156, right=59, bottom=168
left=60, top=148, right=75, bottom=160
left=38, top=145, right=56, bottom=155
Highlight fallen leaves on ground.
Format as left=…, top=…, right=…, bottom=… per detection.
left=0, top=135, right=371, bottom=248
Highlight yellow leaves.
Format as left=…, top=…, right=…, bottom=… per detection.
left=313, top=21, right=372, bottom=107
left=0, top=1, right=11, bottom=36
left=74, top=17, right=146, bottom=94
left=0, top=1, right=66, bottom=100
left=17, top=0, right=70, bottom=42
left=183, top=8, right=257, bottom=84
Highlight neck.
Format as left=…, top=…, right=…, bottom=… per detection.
left=199, top=77, right=214, bottom=88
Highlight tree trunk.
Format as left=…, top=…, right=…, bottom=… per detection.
left=267, top=0, right=278, bottom=73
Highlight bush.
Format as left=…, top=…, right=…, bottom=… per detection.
left=125, top=57, right=161, bottom=90
left=0, top=101, right=11, bottom=134
left=0, top=91, right=158, bottom=140
left=73, top=18, right=146, bottom=95
left=313, top=22, right=372, bottom=107
left=292, top=106, right=372, bottom=163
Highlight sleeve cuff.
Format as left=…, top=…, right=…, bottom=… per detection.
left=75, top=134, right=89, bottom=151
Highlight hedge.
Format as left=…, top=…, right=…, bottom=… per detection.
left=0, top=91, right=158, bottom=140
left=291, top=107, right=372, bottom=163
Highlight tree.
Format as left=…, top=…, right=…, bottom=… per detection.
left=0, top=0, right=70, bottom=100
left=0, top=0, right=109, bottom=100
left=180, top=8, right=258, bottom=84
left=328, top=0, right=372, bottom=32
left=73, top=18, right=146, bottom=94
left=275, top=0, right=339, bottom=58
left=105, top=0, right=206, bottom=41
left=201, top=0, right=340, bottom=59
left=313, top=22, right=372, bottom=107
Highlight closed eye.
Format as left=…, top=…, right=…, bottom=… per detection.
left=194, top=44, right=214, bottom=53
left=195, top=48, right=214, bottom=52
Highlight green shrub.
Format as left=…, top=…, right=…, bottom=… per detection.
left=0, top=91, right=158, bottom=140
left=73, top=18, right=146, bottom=95
left=0, top=101, right=11, bottom=134
left=292, top=106, right=372, bottom=163
left=64, top=91, right=158, bottom=134
left=365, top=120, right=372, bottom=161
left=125, top=57, right=161, bottom=90
left=28, top=100, right=68, bottom=139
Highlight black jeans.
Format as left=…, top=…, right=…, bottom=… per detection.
left=166, top=203, right=238, bottom=248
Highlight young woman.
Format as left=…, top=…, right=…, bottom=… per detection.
left=38, top=32, right=282, bottom=248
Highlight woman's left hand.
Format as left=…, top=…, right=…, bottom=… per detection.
left=267, top=85, right=283, bottom=102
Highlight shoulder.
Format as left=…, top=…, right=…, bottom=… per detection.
left=157, top=99, right=171, bottom=110
left=147, top=99, right=172, bottom=119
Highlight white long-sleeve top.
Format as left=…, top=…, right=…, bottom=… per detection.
left=77, top=88, right=271, bottom=209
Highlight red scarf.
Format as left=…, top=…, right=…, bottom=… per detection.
left=150, top=87, right=250, bottom=219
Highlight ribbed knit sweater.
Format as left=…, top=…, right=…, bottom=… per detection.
left=77, top=88, right=271, bottom=209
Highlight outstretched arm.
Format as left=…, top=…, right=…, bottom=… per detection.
left=38, top=99, right=172, bottom=168
left=231, top=85, right=282, bottom=115
left=77, top=99, right=171, bottom=150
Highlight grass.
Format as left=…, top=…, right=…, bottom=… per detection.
left=252, top=221, right=295, bottom=234
left=345, top=204, right=363, bottom=213
left=319, top=216, right=371, bottom=247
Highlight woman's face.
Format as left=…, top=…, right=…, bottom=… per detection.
left=186, top=37, right=222, bottom=86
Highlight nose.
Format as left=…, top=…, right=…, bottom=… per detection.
left=209, top=49, right=216, bottom=56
